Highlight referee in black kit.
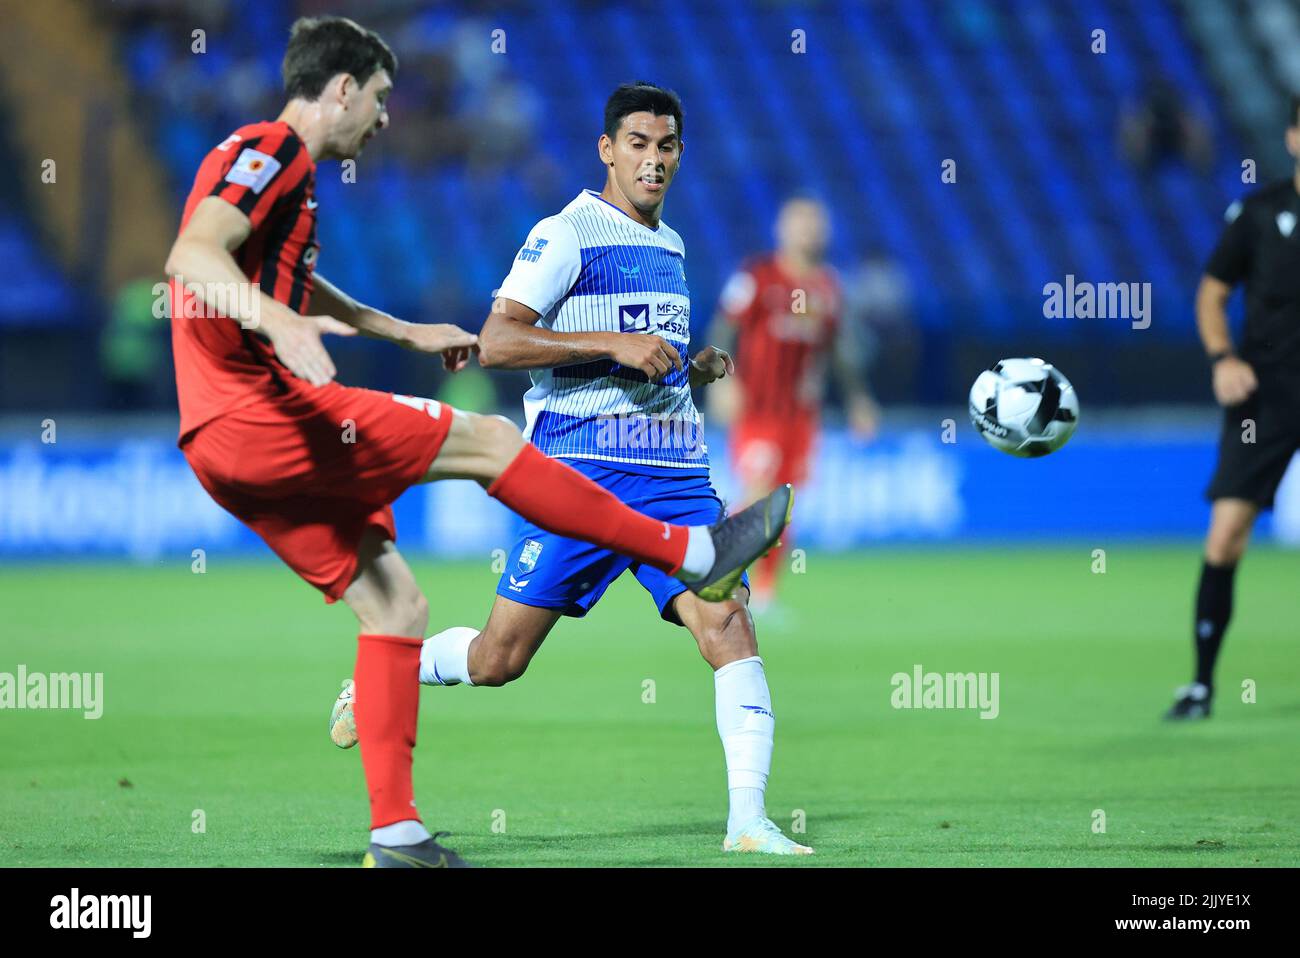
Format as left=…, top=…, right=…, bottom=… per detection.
left=1165, top=97, right=1300, bottom=719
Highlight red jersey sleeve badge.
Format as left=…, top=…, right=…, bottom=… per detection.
left=225, top=148, right=282, bottom=194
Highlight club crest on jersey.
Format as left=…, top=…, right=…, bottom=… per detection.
left=619, top=303, right=650, bottom=332
left=517, top=237, right=548, bottom=263
left=225, top=148, right=281, bottom=194
left=1277, top=211, right=1296, bottom=238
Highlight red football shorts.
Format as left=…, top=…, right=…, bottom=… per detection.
left=182, top=385, right=454, bottom=602
left=732, top=415, right=817, bottom=487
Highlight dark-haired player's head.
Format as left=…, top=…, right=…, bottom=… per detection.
left=282, top=16, right=396, bottom=160
left=776, top=195, right=830, bottom=265
left=598, top=82, right=684, bottom=220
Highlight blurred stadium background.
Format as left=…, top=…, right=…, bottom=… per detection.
left=2, top=0, right=1299, bottom=559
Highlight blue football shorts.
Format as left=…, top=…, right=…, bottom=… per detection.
left=495, top=458, right=748, bottom=625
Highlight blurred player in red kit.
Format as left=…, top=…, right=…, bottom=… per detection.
left=708, top=197, right=879, bottom=613
left=164, top=16, right=789, bottom=867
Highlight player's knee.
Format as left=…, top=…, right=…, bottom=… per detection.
left=353, top=586, right=429, bottom=639
left=694, top=598, right=756, bottom=668
left=459, top=412, right=525, bottom=482
left=1205, top=530, right=1248, bottom=565
left=409, top=591, right=430, bottom=636
left=481, top=414, right=526, bottom=470
left=1205, top=512, right=1254, bottom=564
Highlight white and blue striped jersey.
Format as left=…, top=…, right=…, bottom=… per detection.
left=495, top=189, right=708, bottom=471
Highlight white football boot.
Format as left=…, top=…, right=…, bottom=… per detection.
left=723, top=816, right=814, bottom=855
left=329, top=678, right=358, bottom=748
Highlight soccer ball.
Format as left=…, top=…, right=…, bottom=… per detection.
left=968, top=358, right=1079, bottom=457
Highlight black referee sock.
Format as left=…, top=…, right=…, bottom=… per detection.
left=1193, top=560, right=1237, bottom=691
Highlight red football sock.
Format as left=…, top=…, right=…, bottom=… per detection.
left=354, top=633, right=423, bottom=830
left=488, top=443, right=688, bottom=574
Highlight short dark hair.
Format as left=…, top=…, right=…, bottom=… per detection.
left=603, top=82, right=683, bottom=140
left=282, top=16, right=397, bottom=101
left=1291, top=94, right=1300, bottom=128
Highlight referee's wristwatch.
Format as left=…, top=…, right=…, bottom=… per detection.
left=1208, top=350, right=1234, bottom=366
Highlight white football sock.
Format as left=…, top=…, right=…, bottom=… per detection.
left=677, top=525, right=717, bottom=581
left=420, top=627, right=477, bottom=686
left=371, top=819, right=431, bottom=847
left=729, top=787, right=765, bottom=830
left=714, top=655, right=774, bottom=834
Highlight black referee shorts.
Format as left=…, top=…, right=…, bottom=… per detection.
left=1205, top=390, right=1300, bottom=509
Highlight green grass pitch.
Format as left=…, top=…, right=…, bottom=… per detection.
left=1, top=546, right=1296, bottom=867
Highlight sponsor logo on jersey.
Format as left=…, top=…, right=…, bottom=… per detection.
left=224, top=148, right=281, bottom=194
left=656, top=301, right=690, bottom=337
left=517, top=237, right=548, bottom=263
left=617, top=263, right=642, bottom=278
left=619, top=303, right=651, bottom=332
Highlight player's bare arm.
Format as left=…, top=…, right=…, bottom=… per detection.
left=164, top=195, right=341, bottom=386
left=829, top=330, right=881, bottom=438
left=1196, top=273, right=1257, bottom=406
left=308, top=273, right=478, bottom=372
left=478, top=295, right=684, bottom=382
left=689, top=308, right=737, bottom=389
left=702, top=312, right=742, bottom=423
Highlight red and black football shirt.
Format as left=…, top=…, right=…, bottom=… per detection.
left=170, top=120, right=320, bottom=441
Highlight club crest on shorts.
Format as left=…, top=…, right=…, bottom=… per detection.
left=508, top=539, right=543, bottom=591
left=517, top=539, right=543, bottom=574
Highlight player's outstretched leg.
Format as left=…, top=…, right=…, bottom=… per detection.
left=674, top=589, right=812, bottom=856
left=330, top=599, right=562, bottom=748
left=341, top=531, right=473, bottom=867
left=425, top=410, right=792, bottom=602
left=1165, top=498, right=1256, bottom=721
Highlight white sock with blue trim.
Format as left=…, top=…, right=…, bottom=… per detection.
left=420, top=627, right=477, bottom=686
left=714, top=655, right=774, bottom=834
